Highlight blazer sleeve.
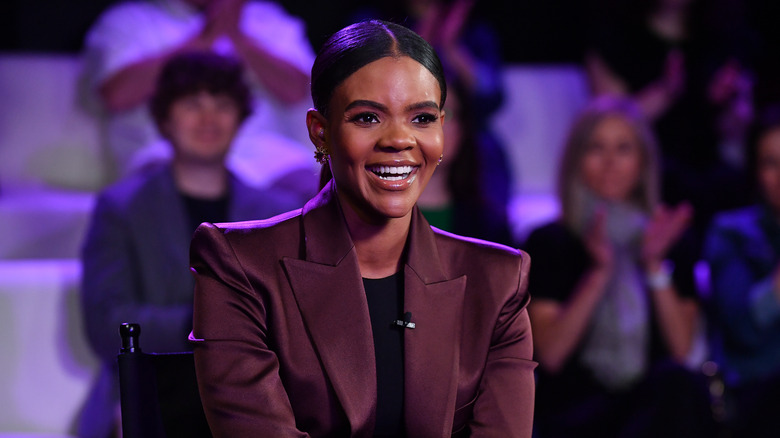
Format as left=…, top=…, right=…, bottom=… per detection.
left=468, top=250, right=536, bottom=437
left=190, top=223, right=309, bottom=438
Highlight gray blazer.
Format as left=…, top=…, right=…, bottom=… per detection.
left=78, top=163, right=303, bottom=437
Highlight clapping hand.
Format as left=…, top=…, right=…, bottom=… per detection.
left=641, top=202, right=693, bottom=270
left=584, top=208, right=615, bottom=273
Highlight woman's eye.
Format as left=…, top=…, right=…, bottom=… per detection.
left=349, top=113, right=379, bottom=124
left=413, top=113, right=438, bottom=124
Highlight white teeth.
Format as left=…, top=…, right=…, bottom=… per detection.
left=369, top=165, right=414, bottom=180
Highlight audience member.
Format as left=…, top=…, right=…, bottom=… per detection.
left=585, top=0, right=754, bottom=245
left=523, top=97, right=715, bottom=437
left=82, top=0, right=317, bottom=185
left=703, top=106, right=780, bottom=437
left=78, top=52, right=302, bottom=438
left=417, top=80, right=514, bottom=245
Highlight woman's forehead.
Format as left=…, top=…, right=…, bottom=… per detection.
left=332, top=57, right=441, bottom=109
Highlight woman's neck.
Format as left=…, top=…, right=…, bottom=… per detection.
left=339, top=197, right=412, bottom=279
left=172, top=158, right=228, bottom=199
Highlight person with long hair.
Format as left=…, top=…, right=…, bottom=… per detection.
left=524, top=96, right=714, bottom=437
left=189, top=20, right=535, bottom=437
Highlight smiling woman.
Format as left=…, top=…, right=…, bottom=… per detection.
left=189, top=20, right=535, bottom=438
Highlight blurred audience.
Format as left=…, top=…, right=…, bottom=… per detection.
left=523, top=97, right=715, bottom=437
left=703, top=106, right=780, bottom=437
left=81, top=0, right=316, bottom=186
left=417, top=81, right=514, bottom=246
left=77, top=52, right=302, bottom=438
left=585, top=0, right=754, bottom=247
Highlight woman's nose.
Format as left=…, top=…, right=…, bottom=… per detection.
left=379, top=121, right=415, bottom=151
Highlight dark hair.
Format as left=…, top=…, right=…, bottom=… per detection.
left=747, top=104, right=780, bottom=188
left=310, top=19, right=447, bottom=118
left=150, top=51, right=252, bottom=130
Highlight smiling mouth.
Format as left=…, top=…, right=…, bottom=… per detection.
left=367, top=165, right=415, bottom=181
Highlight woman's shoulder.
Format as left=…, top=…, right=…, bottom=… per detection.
left=432, top=226, right=523, bottom=258
left=192, top=208, right=304, bottom=256
left=524, top=221, right=581, bottom=250
left=430, top=227, right=528, bottom=279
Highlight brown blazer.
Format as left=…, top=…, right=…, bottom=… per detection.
left=190, top=182, right=536, bottom=437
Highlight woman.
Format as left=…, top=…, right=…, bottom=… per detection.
left=189, top=20, right=535, bottom=437
left=703, top=108, right=780, bottom=437
left=523, top=97, right=713, bottom=437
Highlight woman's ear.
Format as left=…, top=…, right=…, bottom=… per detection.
left=306, top=109, right=328, bottom=151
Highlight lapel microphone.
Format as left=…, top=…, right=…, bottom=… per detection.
left=393, top=311, right=415, bottom=329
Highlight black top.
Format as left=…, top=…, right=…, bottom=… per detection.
left=180, top=192, right=230, bottom=236
left=523, top=222, right=698, bottom=415
left=363, top=272, right=406, bottom=438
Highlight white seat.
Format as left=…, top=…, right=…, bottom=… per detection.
left=0, top=260, right=98, bottom=436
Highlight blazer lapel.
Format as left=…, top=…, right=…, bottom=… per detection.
left=282, top=183, right=376, bottom=437
left=403, top=209, right=466, bottom=437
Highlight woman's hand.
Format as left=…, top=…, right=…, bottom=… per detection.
left=641, top=202, right=693, bottom=270
left=583, top=208, right=614, bottom=273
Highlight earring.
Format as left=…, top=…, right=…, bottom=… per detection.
left=314, top=146, right=329, bottom=165
left=437, top=154, right=443, bottom=166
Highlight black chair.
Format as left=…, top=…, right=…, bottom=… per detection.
left=117, top=322, right=212, bottom=438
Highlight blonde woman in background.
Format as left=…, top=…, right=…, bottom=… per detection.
left=523, top=96, right=715, bottom=437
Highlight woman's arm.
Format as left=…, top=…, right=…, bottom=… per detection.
left=528, top=214, right=613, bottom=373
left=529, top=265, right=611, bottom=373
left=190, top=223, right=308, bottom=438
left=641, top=204, right=698, bottom=362
left=645, top=265, right=700, bottom=361
left=585, top=51, right=684, bottom=122
left=467, top=251, right=536, bottom=438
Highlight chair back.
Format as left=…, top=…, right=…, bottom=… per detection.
left=118, top=322, right=212, bottom=438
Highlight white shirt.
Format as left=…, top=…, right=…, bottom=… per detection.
left=84, top=0, right=318, bottom=187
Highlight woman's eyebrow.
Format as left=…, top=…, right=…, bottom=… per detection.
left=345, top=100, right=387, bottom=112
left=406, top=101, right=440, bottom=112
left=344, top=100, right=440, bottom=112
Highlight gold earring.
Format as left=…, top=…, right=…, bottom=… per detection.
left=314, top=146, right=329, bottom=164
left=437, top=154, right=443, bottom=166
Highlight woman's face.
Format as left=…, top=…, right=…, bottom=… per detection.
left=580, top=115, right=644, bottom=202
left=757, top=127, right=780, bottom=212
left=318, top=56, right=444, bottom=223
left=163, top=91, right=241, bottom=165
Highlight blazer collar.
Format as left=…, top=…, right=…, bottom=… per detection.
left=283, top=181, right=466, bottom=437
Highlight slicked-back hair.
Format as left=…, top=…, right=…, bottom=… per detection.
left=310, top=19, right=446, bottom=119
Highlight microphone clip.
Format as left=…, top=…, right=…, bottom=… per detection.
left=393, top=311, right=415, bottom=329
